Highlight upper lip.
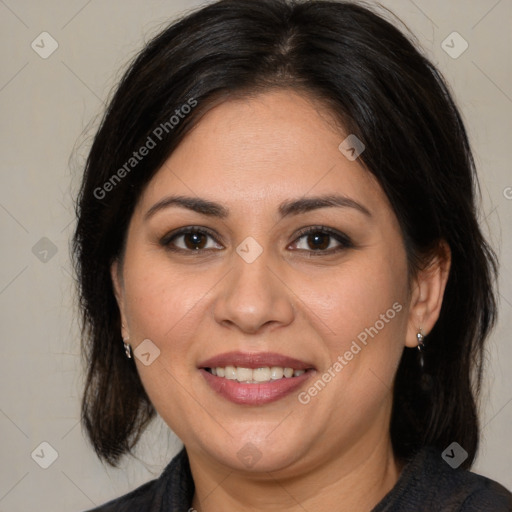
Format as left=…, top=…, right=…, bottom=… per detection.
left=198, top=351, right=315, bottom=370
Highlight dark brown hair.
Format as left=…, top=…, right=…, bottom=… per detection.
left=73, top=0, right=498, bottom=467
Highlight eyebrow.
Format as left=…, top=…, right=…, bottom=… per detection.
left=144, top=193, right=372, bottom=221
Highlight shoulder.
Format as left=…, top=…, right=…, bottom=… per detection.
left=457, top=480, right=512, bottom=512
left=415, top=446, right=512, bottom=511
left=83, top=478, right=158, bottom=512
left=82, top=447, right=193, bottom=512
left=374, top=446, right=512, bottom=511
left=422, top=447, right=511, bottom=511
left=448, top=470, right=512, bottom=511
left=441, top=467, right=512, bottom=511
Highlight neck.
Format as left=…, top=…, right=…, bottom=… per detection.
left=188, top=432, right=403, bottom=512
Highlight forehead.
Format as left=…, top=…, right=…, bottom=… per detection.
left=136, top=89, right=384, bottom=217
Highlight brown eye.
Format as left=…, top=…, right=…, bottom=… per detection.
left=160, top=227, right=223, bottom=253
left=291, top=226, right=353, bottom=254
left=182, top=232, right=208, bottom=250
left=305, top=232, right=331, bottom=250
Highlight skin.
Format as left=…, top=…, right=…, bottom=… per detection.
left=111, top=89, right=451, bottom=512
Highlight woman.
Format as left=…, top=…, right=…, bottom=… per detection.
left=73, top=0, right=512, bottom=510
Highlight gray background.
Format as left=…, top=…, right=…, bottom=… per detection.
left=0, top=0, right=510, bottom=510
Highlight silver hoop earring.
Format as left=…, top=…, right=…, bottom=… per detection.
left=123, top=338, right=132, bottom=359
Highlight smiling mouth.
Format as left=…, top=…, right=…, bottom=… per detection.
left=198, top=351, right=316, bottom=404
left=204, top=366, right=313, bottom=383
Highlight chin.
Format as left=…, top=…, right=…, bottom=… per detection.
left=197, top=431, right=307, bottom=474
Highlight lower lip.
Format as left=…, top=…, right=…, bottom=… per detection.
left=200, top=369, right=313, bottom=405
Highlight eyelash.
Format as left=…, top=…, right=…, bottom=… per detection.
left=159, top=225, right=354, bottom=256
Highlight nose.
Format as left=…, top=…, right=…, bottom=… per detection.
left=212, top=245, right=295, bottom=335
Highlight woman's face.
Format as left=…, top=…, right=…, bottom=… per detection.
left=112, top=89, right=423, bottom=475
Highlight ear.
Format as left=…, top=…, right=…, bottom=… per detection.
left=111, top=259, right=130, bottom=341
left=405, top=240, right=451, bottom=347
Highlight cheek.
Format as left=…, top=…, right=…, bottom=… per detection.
left=121, top=257, right=214, bottom=439
left=310, top=253, right=407, bottom=345
left=310, top=249, right=409, bottom=397
left=120, top=253, right=218, bottom=409
left=124, top=257, right=208, bottom=340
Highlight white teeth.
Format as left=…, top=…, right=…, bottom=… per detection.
left=270, top=366, right=284, bottom=379
left=225, top=365, right=237, bottom=380
left=253, top=367, right=271, bottom=382
left=208, top=365, right=307, bottom=383
left=236, top=367, right=253, bottom=382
